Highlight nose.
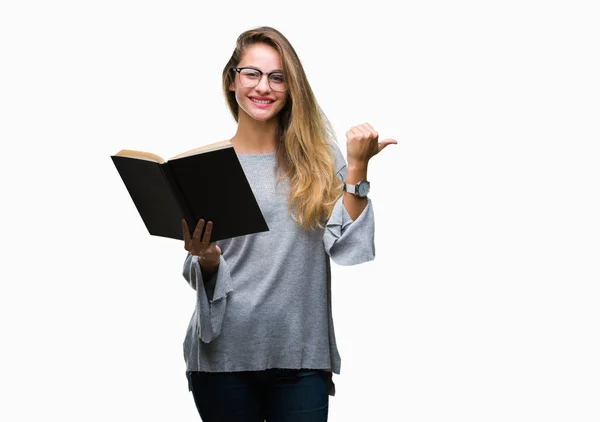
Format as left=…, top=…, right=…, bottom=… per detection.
left=254, top=74, right=272, bottom=93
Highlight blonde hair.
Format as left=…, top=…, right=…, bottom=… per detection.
left=222, top=26, right=343, bottom=230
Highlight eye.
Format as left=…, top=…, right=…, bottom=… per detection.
left=241, top=69, right=260, bottom=79
left=269, top=73, right=284, bottom=83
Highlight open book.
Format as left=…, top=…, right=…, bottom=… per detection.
left=111, top=140, right=269, bottom=241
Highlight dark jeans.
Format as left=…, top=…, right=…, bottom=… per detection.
left=186, top=369, right=330, bottom=421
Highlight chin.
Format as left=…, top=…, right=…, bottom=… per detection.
left=251, top=112, right=279, bottom=122
left=242, top=103, right=284, bottom=122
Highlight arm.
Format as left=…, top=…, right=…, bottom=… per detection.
left=182, top=252, right=217, bottom=299
left=343, top=163, right=369, bottom=220
left=182, top=253, right=233, bottom=343
left=182, top=218, right=220, bottom=294
left=181, top=219, right=232, bottom=343
left=343, top=122, right=396, bottom=219
left=323, top=145, right=375, bottom=265
left=324, top=123, right=396, bottom=265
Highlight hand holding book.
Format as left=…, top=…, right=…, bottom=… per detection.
left=182, top=218, right=221, bottom=277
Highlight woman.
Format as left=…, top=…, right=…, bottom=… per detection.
left=181, top=26, right=396, bottom=421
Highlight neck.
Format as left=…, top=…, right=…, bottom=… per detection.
left=230, top=111, right=279, bottom=154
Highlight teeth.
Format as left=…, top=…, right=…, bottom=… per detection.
left=251, top=98, right=273, bottom=104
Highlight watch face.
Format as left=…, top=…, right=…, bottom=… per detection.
left=357, top=180, right=370, bottom=196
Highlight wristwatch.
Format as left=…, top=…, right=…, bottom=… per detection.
left=344, top=179, right=370, bottom=198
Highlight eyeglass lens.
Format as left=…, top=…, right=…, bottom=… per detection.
left=239, top=69, right=286, bottom=92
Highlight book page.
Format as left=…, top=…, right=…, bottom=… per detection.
left=113, top=149, right=165, bottom=163
left=170, top=140, right=232, bottom=160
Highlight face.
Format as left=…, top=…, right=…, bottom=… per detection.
left=229, top=43, right=288, bottom=123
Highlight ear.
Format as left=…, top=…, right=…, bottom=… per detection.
left=228, top=81, right=235, bottom=92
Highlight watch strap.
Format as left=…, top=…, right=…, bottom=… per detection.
left=344, top=182, right=357, bottom=195
left=344, top=179, right=369, bottom=197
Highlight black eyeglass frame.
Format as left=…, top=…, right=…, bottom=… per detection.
left=231, top=67, right=287, bottom=92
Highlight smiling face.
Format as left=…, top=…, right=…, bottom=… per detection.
left=229, top=43, right=288, bottom=123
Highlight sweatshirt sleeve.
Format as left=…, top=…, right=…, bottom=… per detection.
left=182, top=253, right=233, bottom=343
left=323, top=142, right=375, bottom=266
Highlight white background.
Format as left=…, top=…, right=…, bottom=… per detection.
left=1, top=1, right=599, bottom=421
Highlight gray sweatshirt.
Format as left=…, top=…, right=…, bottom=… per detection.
left=182, top=141, right=375, bottom=396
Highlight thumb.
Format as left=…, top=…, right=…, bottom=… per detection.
left=378, top=138, right=398, bottom=153
left=216, top=245, right=222, bottom=255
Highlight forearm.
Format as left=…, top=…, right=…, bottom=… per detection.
left=200, top=259, right=218, bottom=301
left=343, top=164, right=368, bottom=220
left=183, top=254, right=219, bottom=290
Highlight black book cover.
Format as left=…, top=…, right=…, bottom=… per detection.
left=111, top=145, right=269, bottom=241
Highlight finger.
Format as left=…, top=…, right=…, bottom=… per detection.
left=347, top=126, right=363, bottom=140
left=362, top=123, right=379, bottom=139
left=378, top=139, right=398, bottom=152
left=357, top=124, right=372, bottom=138
left=354, top=123, right=376, bottom=141
left=363, top=122, right=375, bottom=131
left=202, top=221, right=214, bottom=243
left=182, top=219, right=191, bottom=249
left=192, top=219, right=205, bottom=245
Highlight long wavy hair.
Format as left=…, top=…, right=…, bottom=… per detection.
left=222, top=26, right=343, bottom=231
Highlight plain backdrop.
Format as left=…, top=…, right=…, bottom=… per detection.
left=1, top=1, right=599, bottom=421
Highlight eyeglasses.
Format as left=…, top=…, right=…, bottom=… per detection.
left=232, top=67, right=287, bottom=92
